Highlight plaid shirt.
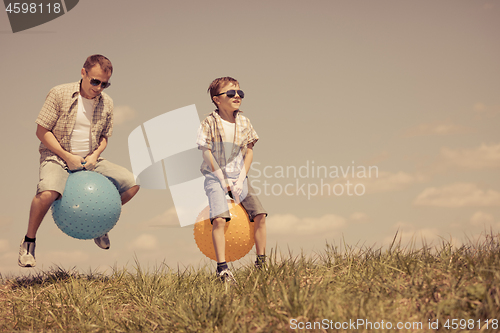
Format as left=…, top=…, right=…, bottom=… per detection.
left=197, top=110, right=259, bottom=176
left=35, top=81, right=113, bottom=166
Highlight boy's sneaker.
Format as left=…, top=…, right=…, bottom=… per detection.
left=255, top=255, right=267, bottom=270
left=94, top=233, right=110, bottom=249
left=217, top=269, right=237, bottom=285
left=254, top=261, right=269, bottom=272
left=18, top=239, right=36, bottom=267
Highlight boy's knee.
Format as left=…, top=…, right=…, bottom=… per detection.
left=212, top=217, right=226, bottom=228
left=253, top=213, right=266, bottom=223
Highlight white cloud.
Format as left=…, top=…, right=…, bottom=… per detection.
left=470, top=211, right=497, bottom=227
left=142, top=207, right=179, bottom=227
left=353, top=171, right=428, bottom=194
left=474, top=102, right=500, bottom=118
left=383, top=229, right=442, bottom=248
left=413, top=183, right=500, bottom=207
left=382, top=222, right=444, bottom=248
left=130, top=234, right=159, bottom=251
left=349, top=212, right=369, bottom=223
left=113, top=105, right=137, bottom=125
left=403, top=120, right=471, bottom=137
left=267, top=213, right=346, bottom=235
left=437, top=143, right=500, bottom=171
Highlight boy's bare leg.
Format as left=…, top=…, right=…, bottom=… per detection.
left=253, top=214, right=266, bottom=255
left=212, top=217, right=226, bottom=262
left=26, top=190, right=60, bottom=238
left=120, top=185, right=140, bottom=205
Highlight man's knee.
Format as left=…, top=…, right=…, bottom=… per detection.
left=36, top=190, right=60, bottom=205
left=128, top=185, right=140, bottom=195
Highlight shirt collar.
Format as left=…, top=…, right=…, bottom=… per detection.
left=212, top=109, right=242, bottom=119
left=72, top=80, right=102, bottom=101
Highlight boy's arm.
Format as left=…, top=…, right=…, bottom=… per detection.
left=230, top=143, right=254, bottom=199
left=237, top=142, right=254, bottom=183
left=201, top=147, right=229, bottom=191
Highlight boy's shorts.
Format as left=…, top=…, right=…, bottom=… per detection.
left=204, top=172, right=267, bottom=223
left=37, top=158, right=137, bottom=196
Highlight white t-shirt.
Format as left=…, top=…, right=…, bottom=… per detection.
left=220, top=118, right=243, bottom=174
left=70, top=95, right=94, bottom=157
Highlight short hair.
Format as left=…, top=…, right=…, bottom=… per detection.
left=83, top=54, right=113, bottom=74
left=207, top=77, right=239, bottom=106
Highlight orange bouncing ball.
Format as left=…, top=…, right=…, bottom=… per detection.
left=194, top=200, right=255, bottom=262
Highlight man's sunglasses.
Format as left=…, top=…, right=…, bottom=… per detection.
left=215, top=89, right=244, bottom=98
left=86, top=71, right=111, bottom=89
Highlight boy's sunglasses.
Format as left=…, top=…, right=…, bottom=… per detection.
left=216, top=89, right=244, bottom=98
left=86, top=71, right=111, bottom=89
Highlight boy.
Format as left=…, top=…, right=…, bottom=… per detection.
left=197, top=77, right=267, bottom=283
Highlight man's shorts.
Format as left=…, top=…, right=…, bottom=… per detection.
left=37, top=158, right=137, bottom=196
left=204, top=172, right=267, bottom=223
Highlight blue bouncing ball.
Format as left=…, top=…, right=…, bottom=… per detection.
left=52, top=171, right=122, bottom=240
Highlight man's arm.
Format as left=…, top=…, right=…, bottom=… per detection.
left=84, top=136, right=108, bottom=170
left=36, top=124, right=84, bottom=171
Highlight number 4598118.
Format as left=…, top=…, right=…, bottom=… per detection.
left=443, top=319, right=498, bottom=330
left=5, top=3, right=61, bottom=14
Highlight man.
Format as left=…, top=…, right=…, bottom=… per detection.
left=19, top=54, right=140, bottom=267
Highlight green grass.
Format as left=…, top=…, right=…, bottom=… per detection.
left=1, top=232, right=499, bottom=332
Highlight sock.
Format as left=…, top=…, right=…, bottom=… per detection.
left=256, top=254, right=266, bottom=265
left=25, top=236, right=36, bottom=243
left=217, top=262, right=228, bottom=273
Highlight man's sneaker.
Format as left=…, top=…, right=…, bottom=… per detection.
left=18, top=239, right=36, bottom=267
left=218, top=269, right=237, bottom=285
left=254, top=261, right=264, bottom=270
left=94, top=233, right=110, bottom=249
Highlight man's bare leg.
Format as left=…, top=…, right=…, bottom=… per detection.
left=26, top=190, right=60, bottom=238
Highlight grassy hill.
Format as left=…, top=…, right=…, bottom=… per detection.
left=1, top=233, right=499, bottom=332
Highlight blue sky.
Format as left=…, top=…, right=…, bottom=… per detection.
left=1, top=0, right=499, bottom=277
